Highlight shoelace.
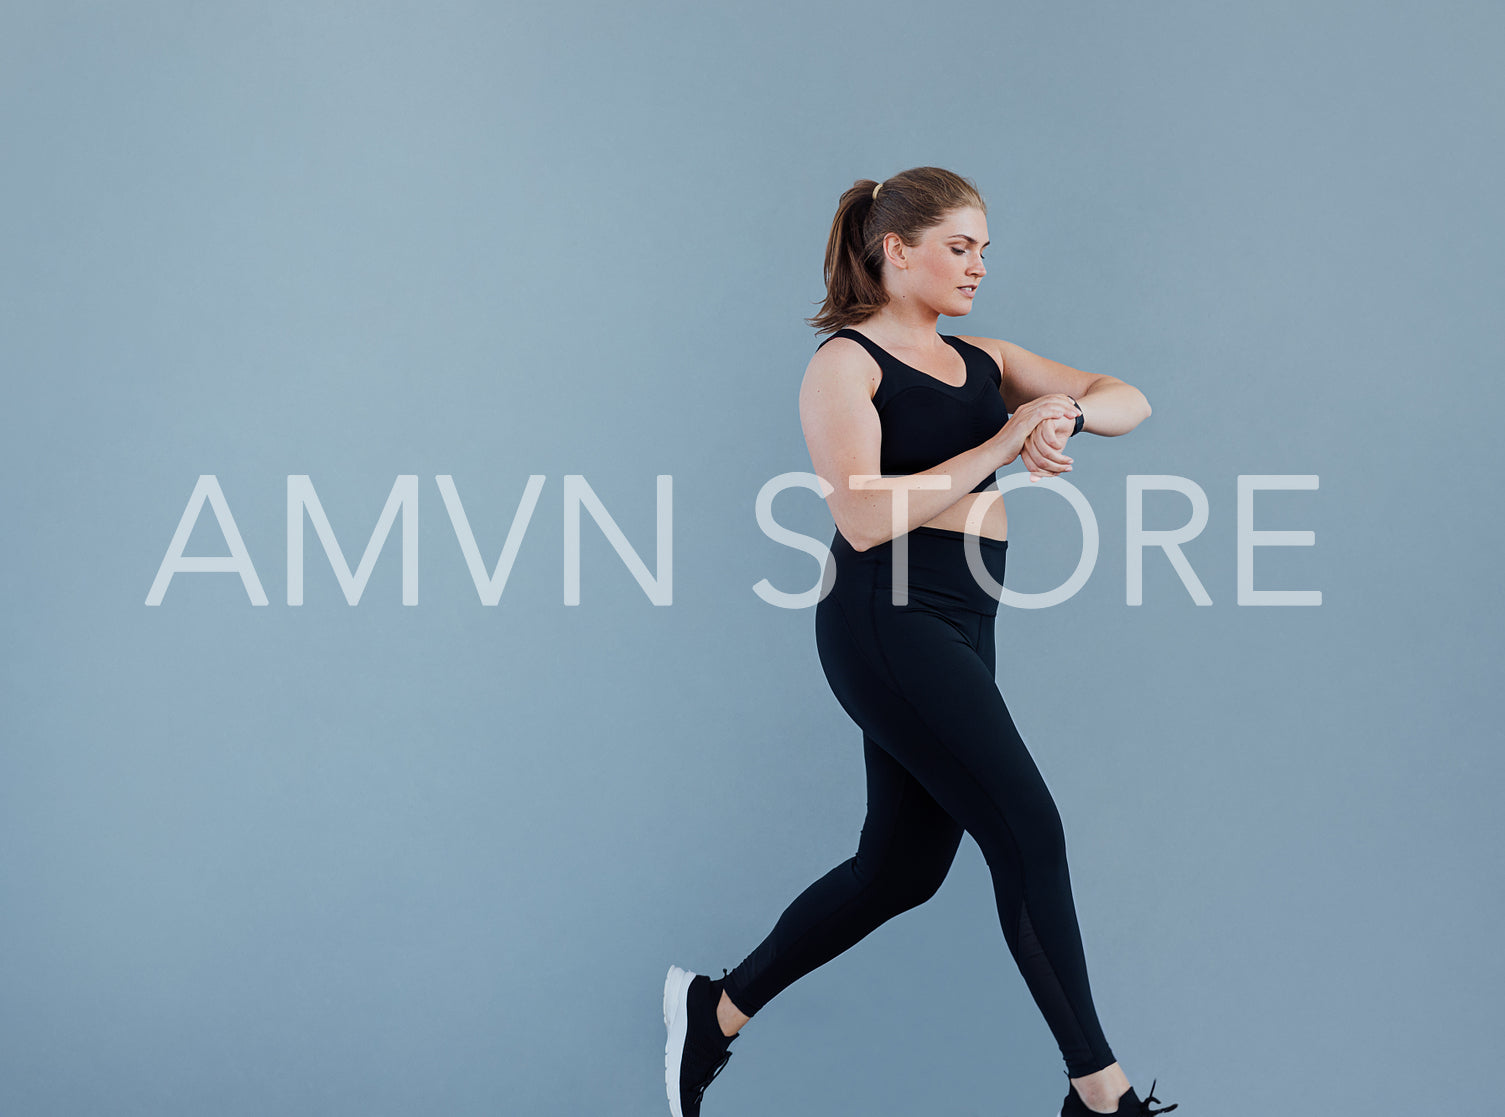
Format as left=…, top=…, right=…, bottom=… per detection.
left=1136, top=1078, right=1177, bottom=1115
left=689, top=1048, right=732, bottom=1107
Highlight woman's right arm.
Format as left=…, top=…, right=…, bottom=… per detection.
left=797, top=338, right=1078, bottom=551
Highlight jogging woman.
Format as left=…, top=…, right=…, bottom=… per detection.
left=664, top=167, right=1174, bottom=1117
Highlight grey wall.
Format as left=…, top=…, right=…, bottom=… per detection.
left=3, top=2, right=1501, bottom=1115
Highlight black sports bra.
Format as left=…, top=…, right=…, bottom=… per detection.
left=816, top=328, right=1010, bottom=494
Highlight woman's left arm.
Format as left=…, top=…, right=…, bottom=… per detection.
left=962, top=335, right=1152, bottom=436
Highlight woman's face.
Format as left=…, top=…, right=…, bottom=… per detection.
left=885, top=205, right=989, bottom=316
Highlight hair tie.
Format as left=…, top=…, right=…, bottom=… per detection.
left=871, top=181, right=883, bottom=200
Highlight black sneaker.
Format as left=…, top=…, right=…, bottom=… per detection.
left=663, top=965, right=737, bottom=1117
left=1059, top=1075, right=1178, bottom=1117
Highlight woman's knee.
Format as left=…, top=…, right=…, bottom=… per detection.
left=853, top=847, right=955, bottom=913
left=973, top=797, right=1070, bottom=881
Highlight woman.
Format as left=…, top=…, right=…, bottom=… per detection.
left=664, top=167, right=1174, bottom=1117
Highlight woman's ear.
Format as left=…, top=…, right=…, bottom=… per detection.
left=881, top=231, right=909, bottom=270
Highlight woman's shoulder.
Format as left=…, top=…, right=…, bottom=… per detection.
left=804, top=329, right=881, bottom=400
left=812, top=327, right=870, bottom=358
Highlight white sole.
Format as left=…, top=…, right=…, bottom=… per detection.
left=663, top=964, right=697, bottom=1117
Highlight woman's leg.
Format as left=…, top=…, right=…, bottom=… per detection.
left=720, top=731, right=965, bottom=1018
left=832, top=597, right=1118, bottom=1079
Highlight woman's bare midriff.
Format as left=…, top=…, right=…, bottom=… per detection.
left=920, top=488, right=1009, bottom=541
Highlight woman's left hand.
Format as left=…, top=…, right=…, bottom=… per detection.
left=1020, top=416, right=1075, bottom=481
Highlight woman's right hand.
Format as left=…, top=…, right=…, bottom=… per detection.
left=989, top=394, right=1081, bottom=471
left=1020, top=416, right=1078, bottom=481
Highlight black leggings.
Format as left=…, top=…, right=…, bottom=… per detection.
left=722, top=525, right=1116, bottom=1078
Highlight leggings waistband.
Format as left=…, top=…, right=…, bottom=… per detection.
left=829, top=526, right=1008, bottom=616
